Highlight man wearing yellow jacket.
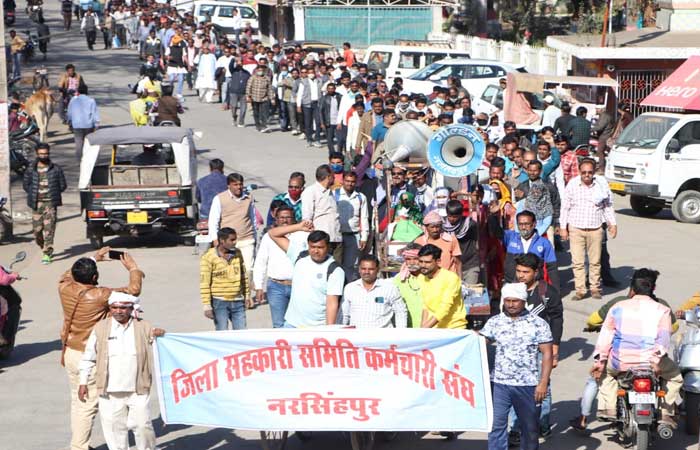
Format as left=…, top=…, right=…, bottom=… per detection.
left=675, top=292, right=700, bottom=319
left=200, top=227, right=251, bottom=330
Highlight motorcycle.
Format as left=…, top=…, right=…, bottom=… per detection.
left=678, top=308, right=700, bottom=434
left=28, top=3, right=42, bottom=22
left=20, top=30, right=38, bottom=63
left=0, top=197, right=13, bottom=242
left=4, top=8, right=15, bottom=25
left=0, top=251, right=27, bottom=359
left=10, top=144, right=29, bottom=176
left=32, top=67, right=49, bottom=92
left=610, top=365, right=674, bottom=449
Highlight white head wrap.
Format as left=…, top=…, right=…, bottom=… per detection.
left=501, top=282, right=528, bottom=302
left=108, top=292, right=140, bottom=306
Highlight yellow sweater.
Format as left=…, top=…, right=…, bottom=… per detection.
left=200, top=247, right=249, bottom=310
left=419, top=269, right=467, bottom=329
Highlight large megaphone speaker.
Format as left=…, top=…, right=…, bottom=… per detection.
left=427, top=124, right=486, bottom=177
left=382, top=120, right=433, bottom=162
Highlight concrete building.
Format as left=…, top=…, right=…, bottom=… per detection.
left=547, top=0, right=700, bottom=116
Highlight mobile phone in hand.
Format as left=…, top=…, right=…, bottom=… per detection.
left=108, top=250, right=125, bottom=260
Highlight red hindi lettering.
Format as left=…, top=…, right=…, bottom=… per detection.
left=170, top=368, right=195, bottom=404
left=170, top=359, right=219, bottom=404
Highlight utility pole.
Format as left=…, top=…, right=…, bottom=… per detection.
left=0, top=0, right=12, bottom=237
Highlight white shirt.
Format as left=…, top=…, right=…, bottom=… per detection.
left=253, top=232, right=294, bottom=287
left=232, top=14, right=243, bottom=30
left=541, top=105, right=561, bottom=128
left=341, top=279, right=407, bottom=328
left=296, top=78, right=320, bottom=107
left=346, top=112, right=362, bottom=152
left=79, top=318, right=137, bottom=392
left=216, top=55, right=233, bottom=77
left=333, top=188, right=369, bottom=241
left=521, top=235, right=534, bottom=253
left=338, top=90, right=360, bottom=126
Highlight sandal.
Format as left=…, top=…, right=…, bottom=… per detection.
left=569, top=416, right=587, bottom=432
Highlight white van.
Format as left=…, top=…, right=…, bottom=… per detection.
left=607, top=112, right=700, bottom=223
left=192, top=1, right=259, bottom=40
left=362, top=44, right=470, bottom=80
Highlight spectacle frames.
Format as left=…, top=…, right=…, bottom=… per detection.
left=580, top=171, right=594, bottom=175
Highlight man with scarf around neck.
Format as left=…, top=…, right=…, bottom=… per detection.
left=444, top=200, right=480, bottom=284
left=490, top=209, right=560, bottom=292
left=414, top=210, right=461, bottom=276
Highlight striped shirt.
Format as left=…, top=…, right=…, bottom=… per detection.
left=560, top=175, right=616, bottom=230
left=594, top=295, right=672, bottom=371
left=341, top=279, right=407, bottom=328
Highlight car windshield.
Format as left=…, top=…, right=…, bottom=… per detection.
left=616, top=116, right=679, bottom=148
left=409, top=62, right=443, bottom=81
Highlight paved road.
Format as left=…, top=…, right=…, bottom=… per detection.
left=2, top=4, right=700, bottom=450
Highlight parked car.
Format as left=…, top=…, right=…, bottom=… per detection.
left=362, top=44, right=471, bottom=81
left=192, top=0, right=259, bottom=41
left=402, top=58, right=526, bottom=98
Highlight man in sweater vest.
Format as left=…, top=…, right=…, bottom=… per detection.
left=208, top=172, right=258, bottom=298
left=200, top=227, right=251, bottom=330
left=78, top=292, right=164, bottom=450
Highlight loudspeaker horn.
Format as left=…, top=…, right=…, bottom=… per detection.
left=382, top=120, right=433, bottom=162
left=427, top=124, right=485, bottom=177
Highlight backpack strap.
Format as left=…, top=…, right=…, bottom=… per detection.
left=326, top=260, right=341, bottom=281
left=295, top=250, right=310, bottom=264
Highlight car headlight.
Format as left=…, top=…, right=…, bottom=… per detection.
left=639, top=168, right=646, bottom=179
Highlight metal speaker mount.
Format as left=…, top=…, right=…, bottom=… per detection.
left=382, top=120, right=433, bottom=162
left=427, top=124, right=486, bottom=177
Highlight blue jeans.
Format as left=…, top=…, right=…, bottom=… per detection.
left=170, top=72, right=185, bottom=97
left=267, top=280, right=291, bottom=328
left=490, top=383, right=540, bottom=450
left=510, top=351, right=551, bottom=433
left=211, top=298, right=247, bottom=330
left=12, top=52, right=21, bottom=79
left=580, top=376, right=599, bottom=417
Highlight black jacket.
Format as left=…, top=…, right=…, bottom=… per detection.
left=23, top=161, right=67, bottom=209
left=228, top=66, right=251, bottom=96
left=526, top=280, right=563, bottom=345
left=320, top=92, right=342, bottom=125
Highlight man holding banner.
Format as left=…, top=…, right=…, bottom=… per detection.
left=480, top=282, right=553, bottom=450
left=78, top=293, right=165, bottom=450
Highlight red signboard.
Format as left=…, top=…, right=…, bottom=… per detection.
left=641, top=56, right=700, bottom=110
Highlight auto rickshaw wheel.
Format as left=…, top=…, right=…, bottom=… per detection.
left=89, top=234, right=104, bottom=250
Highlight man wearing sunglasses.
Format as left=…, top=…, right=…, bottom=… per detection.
left=560, top=158, right=617, bottom=300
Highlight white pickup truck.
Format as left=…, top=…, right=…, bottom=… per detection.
left=605, top=112, right=700, bottom=223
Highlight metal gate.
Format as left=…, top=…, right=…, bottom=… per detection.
left=617, top=70, right=675, bottom=117
left=304, top=6, right=433, bottom=48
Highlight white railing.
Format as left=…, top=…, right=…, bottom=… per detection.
left=428, top=32, right=571, bottom=76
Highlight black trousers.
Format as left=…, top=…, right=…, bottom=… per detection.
left=252, top=101, right=269, bottom=131
left=302, top=101, right=320, bottom=143
left=85, top=30, right=97, bottom=49
left=325, top=123, right=337, bottom=155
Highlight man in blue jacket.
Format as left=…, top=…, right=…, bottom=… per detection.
left=490, top=209, right=560, bottom=292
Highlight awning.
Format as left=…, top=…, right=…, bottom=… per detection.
left=641, top=56, right=700, bottom=110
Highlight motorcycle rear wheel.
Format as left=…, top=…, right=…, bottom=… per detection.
left=635, top=425, right=649, bottom=450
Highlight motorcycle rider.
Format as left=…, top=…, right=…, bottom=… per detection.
left=57, top=64, right=85, bottom=123
left=570, top=268, right=679, bottom=432
left=0, top=267, right=20, bottom=346
left=591, top=272, right=682, bottom=427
